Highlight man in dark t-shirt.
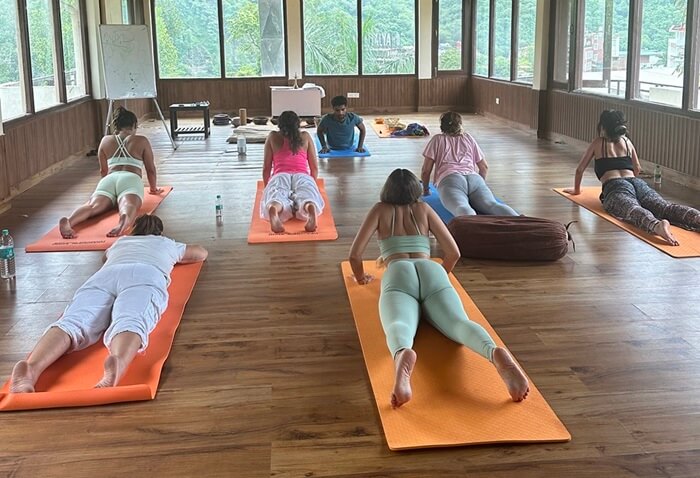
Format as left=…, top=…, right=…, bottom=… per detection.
left=317, top=95, right=366, bottom=153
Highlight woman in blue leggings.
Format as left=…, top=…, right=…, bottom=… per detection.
left=349, top=169, right=529, bottom=408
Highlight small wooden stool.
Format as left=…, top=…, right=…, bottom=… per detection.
left=169, top=101, right=211, bottom=139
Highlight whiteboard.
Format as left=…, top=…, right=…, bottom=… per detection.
left=99, top=24, right=157, bottom=99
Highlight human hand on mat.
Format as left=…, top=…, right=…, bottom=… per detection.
left=355, top=145, right=366, bottom=153
left=352, top=273, right=374, bottom=285
left=149, top=187, right=164, bottom=195
left=320, top=146, right=330, bottom=154
left=562, top=188, right=580, bottom=195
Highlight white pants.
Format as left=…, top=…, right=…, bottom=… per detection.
left=49, top=263, right=169, bottom=353
left=260, top=173, right=325, bottom=222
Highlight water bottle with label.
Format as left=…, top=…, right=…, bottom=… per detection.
left=0, top=229, right=16, bottom=279
left=653, top=164, right=662, bottom=189
left=215, top=195, right=223, bottom=225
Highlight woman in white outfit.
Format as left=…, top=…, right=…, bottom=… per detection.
left=9, top=214, right=208, bottom=392
left=261, top=110, right=324, bottom=233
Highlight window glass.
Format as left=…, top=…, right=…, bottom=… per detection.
left=553, top=0, right=573, bottom=83
left=362, top=0, right=415, bottom=75
left=61, top=0, right=87, bottom=100
left=223, top=0, right=286, bottom=77
left=303, top=0, right=358, bottom=75
left=438, top=0, right=462, bottom=71
left=27, top=0, right=60, bottom=111
left=0, top=1, right=24, bottom=120
left=154, top=0, right=221, bottom=78
left=637, top=0, right=686, bottom=107
left=516, top=0, right=536, bottom=82
left=493, top=0, right=512, bottom=79
left=474, top=0, right=490, bottom=76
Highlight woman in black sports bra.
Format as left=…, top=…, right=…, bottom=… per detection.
left=564, top=110, right=700, bottom=246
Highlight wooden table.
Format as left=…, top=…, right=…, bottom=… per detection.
left=169, top=102, right=211, bottom=139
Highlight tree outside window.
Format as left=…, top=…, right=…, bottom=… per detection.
left=474, top=0, right=490, bottom=76
left=0, top=0, right=24, bottom=120
left=516, top=0, right=536, bottom=83
left=438, top=0, right=463, bottom=71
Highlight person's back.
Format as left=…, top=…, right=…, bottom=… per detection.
left=424, top=132, right=483, bottom=186
left=105, top=234, right=186, bottom=278
left=269, top=131, right=310, bottom=175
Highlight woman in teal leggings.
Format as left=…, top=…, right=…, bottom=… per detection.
left=349, top=169, right=529, bottom=408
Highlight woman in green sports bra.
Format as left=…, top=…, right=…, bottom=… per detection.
left=349, top=169, right=529, bottom=408
left=59, top=107, right=162, bottom=239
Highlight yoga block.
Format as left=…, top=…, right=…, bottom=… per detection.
left=447, top=215, right=572, bottom=261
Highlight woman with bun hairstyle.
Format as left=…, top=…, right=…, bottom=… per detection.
left=563, top=110, right=700, bottom=245
left=59, top=107, right=162, bottom=238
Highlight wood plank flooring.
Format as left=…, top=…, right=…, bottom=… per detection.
left=1, top=113, right=699, bottom=477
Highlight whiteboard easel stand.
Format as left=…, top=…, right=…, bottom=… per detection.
left=104, top=98, right=178, bottom=150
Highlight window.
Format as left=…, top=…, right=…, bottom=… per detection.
left=27, top=0, right=60, bottom=111
left=637, top=0, right=686, bottom=107
left=437, top=0, right=463, bottom=71
left=579, top=0, right=629, bottom=97
left=223, top=0, right=285, bottom=78
left=303, top=0, right=358, bottom=75
left=60, top=0, right=87, bottom=100
left=552, top=0, right=573, bottom=84
left=516, top=0, right=536, bottom=82
left=0, top=0, right=24, bottom=120
left=362, top=0, right=415, bottom=75
left=154, top=0, right=221, bottom=78
left=474, top=0, right=490, bottom=76
left=493, top=0, right=512, bottom=79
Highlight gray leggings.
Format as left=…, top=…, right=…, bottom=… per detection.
left=437, top=173, right=518, bottom=216
left=601, top=177, right=700, bottom=233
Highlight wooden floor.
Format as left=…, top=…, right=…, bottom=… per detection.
left=1, top=113, right=699, bottom=477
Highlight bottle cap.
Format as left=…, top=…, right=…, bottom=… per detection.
left=216, top=195, right=221, bottom=198
left=1, top=229, right=7, bottom=235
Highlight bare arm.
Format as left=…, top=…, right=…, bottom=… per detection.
left=356, top=122, right=367, bottom=152
left=179, top=245, right=209, bottom=264
left=97, top=137, right=110, bottom=177
left=628, top=139, right=641, bottom=176
left=305, top=132, right=319, bottom=179
left=141, top=138, right=160, bottom=193
left=317, top=124, right=329, bottom=152
left=348, top=204, right=381, bottom=284
left=563, top=140, right=597, bottom=195
left=427, top=207, right=461, bottom=273
left=477, top=158, right=489, bottom=180
left=420, top=157, right=435, bottom=195
left=262, top=135, right=274, bottom=186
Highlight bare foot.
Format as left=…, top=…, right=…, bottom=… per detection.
left=95, top=355, right=125, bottom=388
left=10, top=360, right=37, bottom=393
left=391, top=348, right=417, bottom=409
left=106, top=214, right=129, bottom=237
left=654, top=219, right=679, bottom=246
left=59, top=217, right=76, bottom=239
left=269, top=207, right=285, bottom=233
left=304, top=203, right=317, bottom=232
left=492, top=347, right=529, bottom=402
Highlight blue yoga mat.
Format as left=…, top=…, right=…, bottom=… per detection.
left=422, top=184, right=514, bottom=224
left=314, top=134, right=371, bottom=158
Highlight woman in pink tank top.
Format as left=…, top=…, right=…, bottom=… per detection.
left=261, top=111, right=325, bottom=233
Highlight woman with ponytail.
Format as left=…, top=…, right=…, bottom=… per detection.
left=9, top=214, right=208, bottom=392
left=59, top=106, right=162, bottom=239
left=261, top=110, right=324, bottom=233
left=564, top=110, right=700, bottom=245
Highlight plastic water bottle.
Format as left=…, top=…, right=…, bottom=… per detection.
left=215, top=195, right=223, bottom=225
left=653, top=164, right=662, bottom=189
left=237, top=136, right=247, bottom=155
left=0, top=229, right=16, bottom=279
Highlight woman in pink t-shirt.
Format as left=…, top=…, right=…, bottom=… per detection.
left=261, top=110, right=325, bottom=233
left=420, top=112, right=517, bottom=217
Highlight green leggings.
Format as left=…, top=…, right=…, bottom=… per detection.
left=379, top=259, right=496, bottom=361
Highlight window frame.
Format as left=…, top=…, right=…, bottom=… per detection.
left=2, top=0, right=91, bottom=127
left=300, top=0, right=418, bottom=78
left=432, top=0, right=470, bottom=76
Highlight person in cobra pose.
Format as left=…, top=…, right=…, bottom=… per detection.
left=261, top=110, right=325, bottom=233
left=9, top=214, right=208, bottom=392
left=563, top=110, right=700, bottom=245
left=349, top=168, right=529, bottom=408
left=59, top=107, right=162, bottom=238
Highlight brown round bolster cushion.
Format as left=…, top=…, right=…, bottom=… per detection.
left=447, top=215, right=573, bottom=261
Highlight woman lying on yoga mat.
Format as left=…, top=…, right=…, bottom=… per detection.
left=563, top=110, right=700, bottom=245
left=349, top=169, right=529, bottom=408
left=9, top=214, right=208, bottom=393
left=261, top=110, right=324, bottom=233
left=421, top=111, right=518, bottom=217
left=59, top=107, right=162, bottom=239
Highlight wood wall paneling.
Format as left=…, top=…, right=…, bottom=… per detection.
left=0, top=136, right=9, bottom=203
left=468, top=77, right=539, bottom=128
left=418, top=76, right=469, bottom=111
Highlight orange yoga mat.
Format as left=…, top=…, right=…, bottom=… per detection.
left=26, top=186, right=173, bottom=252
left=0, top=262, right=203, bottom=411
left=369, top=120, right=424, bottom=139
left=247, top=178, right=338, bottom=243
left=554, top=187, right=700, bottom=258
left=341, top=261, right=570, bottom=450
